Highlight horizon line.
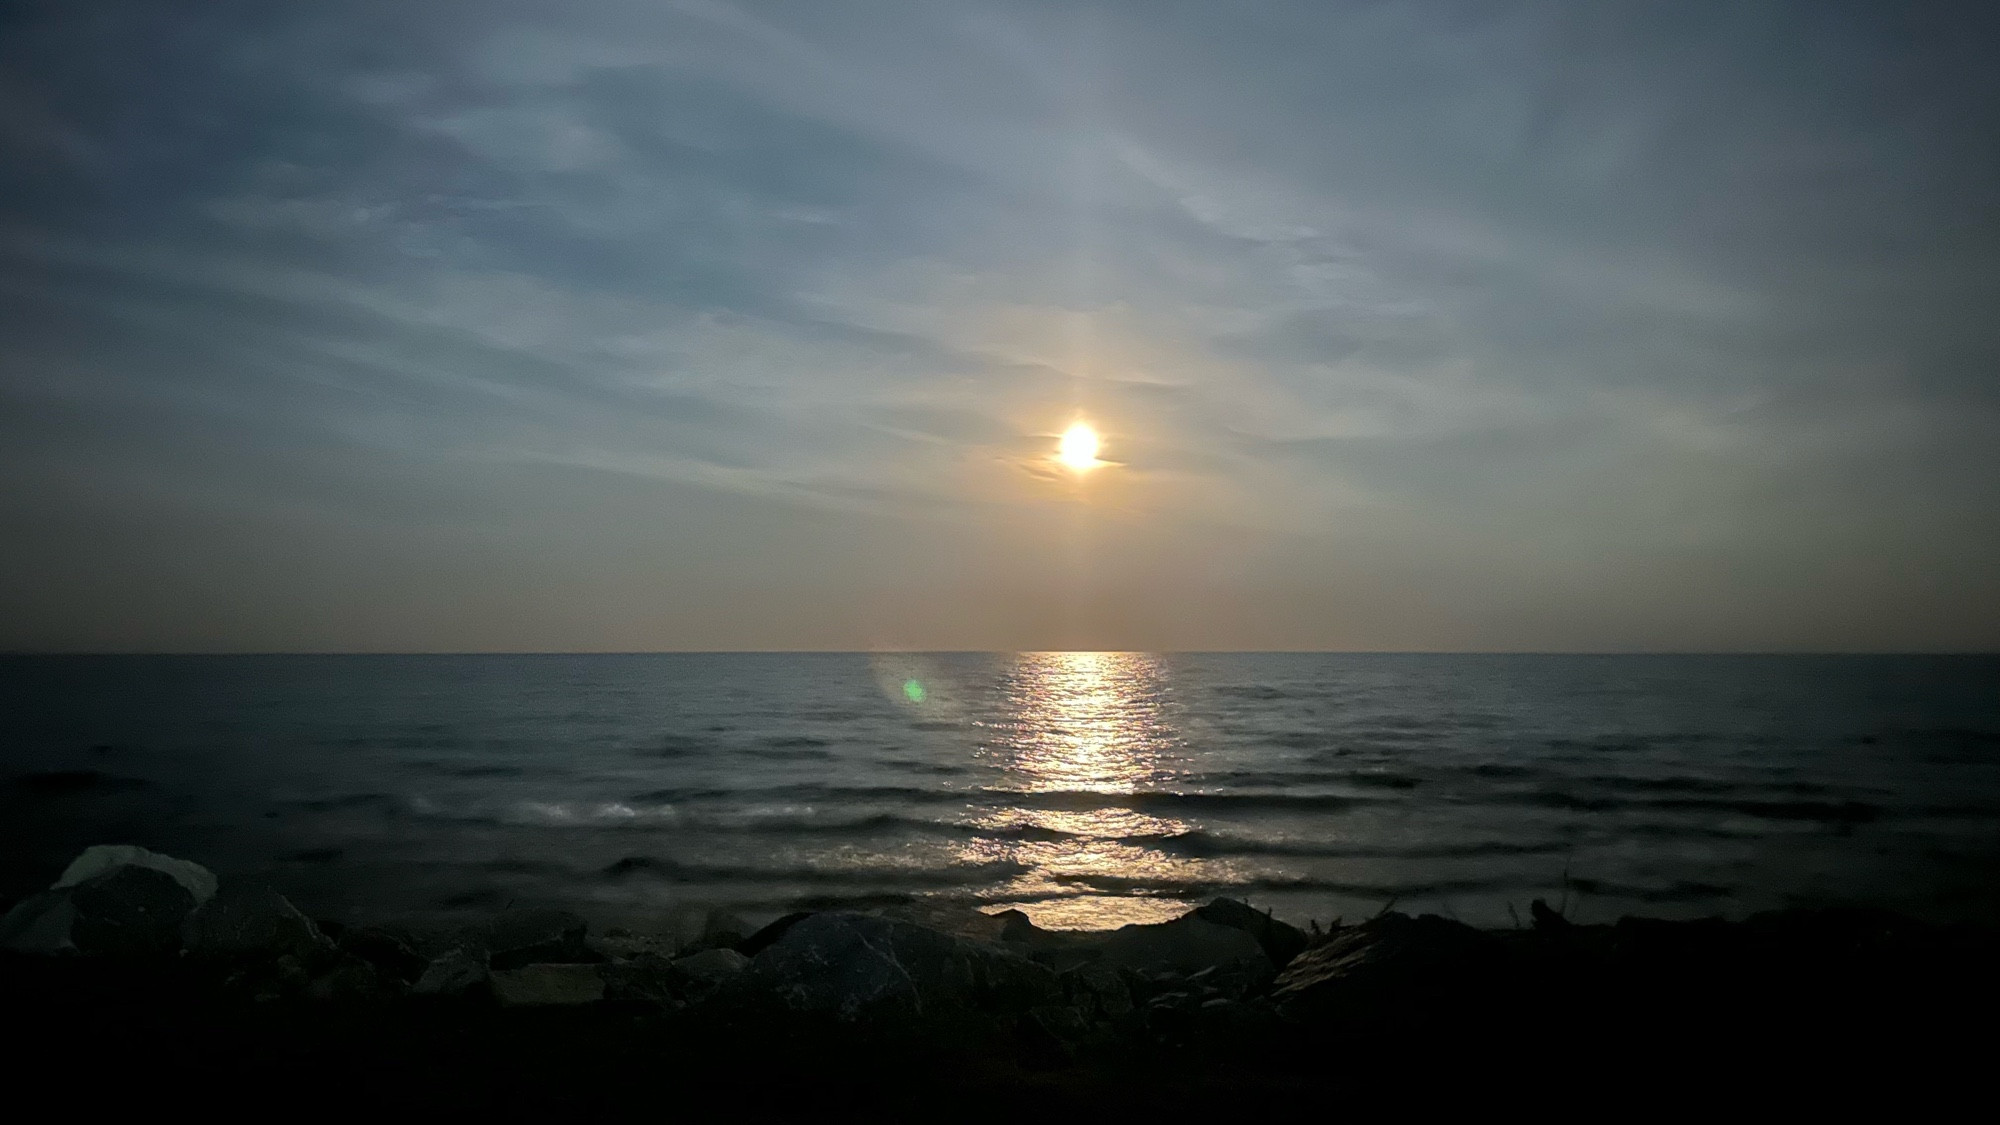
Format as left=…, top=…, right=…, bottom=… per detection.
left=3, top=649, right=1996, bottom=658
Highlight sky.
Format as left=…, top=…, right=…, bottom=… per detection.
left=3, top=0, right=1998, bottom=653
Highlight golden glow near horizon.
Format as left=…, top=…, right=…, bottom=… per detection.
left=1056, top=421, right=1103, bottom=472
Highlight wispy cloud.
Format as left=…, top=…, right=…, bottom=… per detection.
left=2, top=0, right=1996, bottom=650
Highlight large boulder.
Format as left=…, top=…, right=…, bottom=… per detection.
left=601, top=946, right=750, bottom=1007
left=600, top=953, right=678, bottom=1006
left=183, top=885, right=334, bottom=963
left=741, top=912, right=1058, bottom=1023
left=2, top=845, right=216, bottom=956
left=305, top=955, right=388, bottom=1002
left=1270, top=912, right=1503, bottom=1028
left=1058, top=962, right=1136, bottom=1021
left=413, top=947, right=490, bottom=997
left=735, top=911, right=810, bottom=957
left=492, top=963, right=605, bottom=1006
left=1193, top=898, right=1308, bottom=969
left=486, top=909, right=591, bottom=970
left=1094, top=913, right=1275, bottom=981
left=338, top=926, right=425, bottom=984
left=0, top=891, right=81, bottom=954
left=67, top=866, right=196, bottom=955
left=672, top=947, right=749, bottom=996
left=55, top=845, right=217, bottom=906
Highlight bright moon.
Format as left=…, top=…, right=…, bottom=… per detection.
left=1057, top=422, right=1101, bottom=471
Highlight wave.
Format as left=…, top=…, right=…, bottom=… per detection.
left=996, top=789, right=1387, bottom=816
left=1214, top=684, right=1289, bottom=700
left=402, top=762, right=526, bottom=779
left=7, top=769, right=153, bottom=793
left=1146, top=830, right=1565, bottom=861
left=1502, top=790, right=1884, bottom=824
left=597, top=810, right=1564, bottom=862
left=1261, top=732, right=1341, bottom=750
left=640, top=734, right=716, bottom=758
left=1576, top=775, right=1742, bottom=795
left=294, top=792, right=400, bottom=812
left=602, top=783, right=1400, bottom=820
left=741, top=746, right=834, bottom=761
left=1183, top=768, right=1423, bottom=790
left=797, top=709, right=871, bottom=722
left=628, top=783, right=942, bottom=805
left=600, top=855, right=1031, bottom=888
left=876, top=759, right=972, bottom=776
left=1470, top=763, right=1538, bottom=778
left=1028, top=871, right=1507, bottom=899
left=1563, top=876, right=1737, bottom=903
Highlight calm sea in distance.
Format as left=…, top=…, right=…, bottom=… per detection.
left=3, top=653, right=1996, bottom=933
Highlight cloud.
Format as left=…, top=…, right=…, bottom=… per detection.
left=1, top=0, right=1996, bottom=649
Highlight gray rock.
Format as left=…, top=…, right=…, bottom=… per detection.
left=54, top=845, right=217, bottom=907
left=0, top=890, right=80, bottom=954
left=413, top=947, right=490, bottom=997
left=1094, top=913, right=1275, bottom=980
left=990, top=908, right=1043, bottom=944
left=735, top=911, right=810, bottom=957
left=487, top=909, right=590, bottom=970
left=1058, top=962, right=1135, bottom=1021
left=674, top=945, right=750, bottom=981
left=1017, top=1004, right=1093, bottom=1065
left=1193, top=898, right=1309, bottom=969
left=183, top=885, right=334, bottom=963
left=591, top=930, right=678, bottom=963
left=68, top=866, right=197, bottom=955
left=492, top=963, right=606, bottom=1006
left=744, top=911, right=1059, bottom=1023
left=305, top=955, right=386, bottom=1002
left=600, top=953, right=679, bottom=1006
left=234, top=952, right=312, bottom=1002
left=1270, top=912, right=1501, bottom=1024
left=338, top=926, right=425, bottom=983
left=3, top=846, right=215, bottom=956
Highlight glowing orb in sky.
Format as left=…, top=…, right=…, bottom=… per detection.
left=1057, top=422, right=1102, bottom=471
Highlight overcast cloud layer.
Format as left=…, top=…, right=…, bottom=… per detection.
left=3, top=0, right=1997, bottom=651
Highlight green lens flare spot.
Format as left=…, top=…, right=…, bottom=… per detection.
left=902, top=679, right=926, bottom=704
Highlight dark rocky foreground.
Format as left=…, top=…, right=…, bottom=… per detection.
left=4, top=847, right=1996, bottom=1116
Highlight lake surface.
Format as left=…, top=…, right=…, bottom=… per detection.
left=3, top=653, right=1996, bottom=931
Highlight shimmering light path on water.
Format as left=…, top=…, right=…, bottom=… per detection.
left=964, top=653, right=1202, bottom=927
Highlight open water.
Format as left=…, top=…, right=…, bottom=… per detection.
left=3, top=653, right=1996, bottom=931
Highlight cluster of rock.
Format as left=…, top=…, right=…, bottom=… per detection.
left=0, top=845, right=1346, bottom=1050
left=6, top=843, right=1995, bottom=1073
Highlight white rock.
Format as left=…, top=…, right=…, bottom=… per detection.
left=55, top=845, right=218, bottom=906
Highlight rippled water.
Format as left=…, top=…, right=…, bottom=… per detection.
left=3, top=653, right=1996, bottom=930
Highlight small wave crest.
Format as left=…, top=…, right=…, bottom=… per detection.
left=599, top=855, right=1031, bottom=887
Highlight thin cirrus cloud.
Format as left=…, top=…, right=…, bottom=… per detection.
left=0, top=0, right=1997, bottom=652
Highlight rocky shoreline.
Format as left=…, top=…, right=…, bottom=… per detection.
left=5, top=845, right=1996, bottom=1112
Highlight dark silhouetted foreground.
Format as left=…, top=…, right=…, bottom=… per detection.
left=4, top=847, right=1995, bottom=1116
